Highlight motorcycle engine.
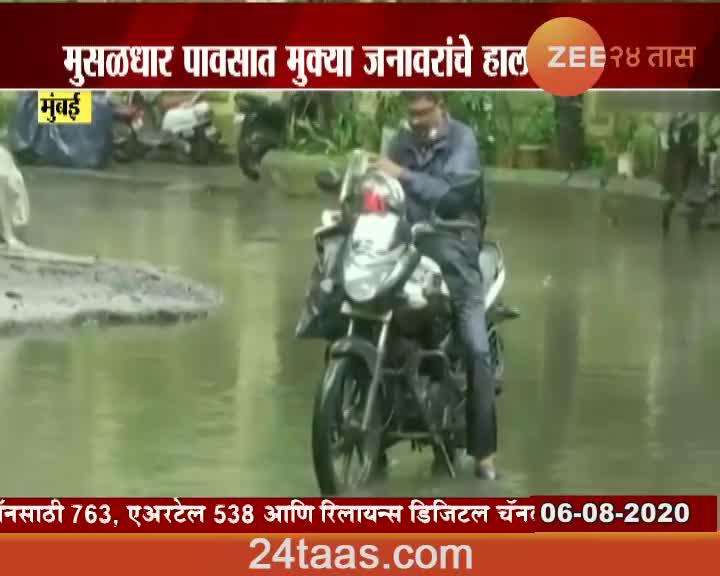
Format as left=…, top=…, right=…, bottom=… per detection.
left=420, top=374, right=464, bottom=435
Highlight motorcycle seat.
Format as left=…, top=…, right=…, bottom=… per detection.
left=159, top=94, right=194, bottom=111
left=134, top=129, right=171, bottom=146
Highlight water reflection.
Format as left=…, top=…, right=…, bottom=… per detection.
left=0, top=171, right=718, bottom=497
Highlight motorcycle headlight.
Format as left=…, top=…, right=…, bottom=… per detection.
left=343, top=262, right=387, bottom=303
left=343, top=256, right=397, bottom=304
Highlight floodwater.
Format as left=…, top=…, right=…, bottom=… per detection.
left=1, top=167, right=719, bottom=498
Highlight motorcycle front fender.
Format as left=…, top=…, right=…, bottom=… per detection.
left=327, top=337, right=378, bottom=378
left=316, top=337, right=380, bottom=409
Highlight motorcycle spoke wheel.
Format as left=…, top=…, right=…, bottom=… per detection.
left=312, top=357, right=383, bottom=495
left=331, top=372, right=374, bottom=489
left=338, top=444, right=364, bottom=487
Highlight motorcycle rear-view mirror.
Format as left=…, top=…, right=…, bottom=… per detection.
left=315, top=168, right=343, bottom=194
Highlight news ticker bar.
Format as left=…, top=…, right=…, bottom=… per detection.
left=0, top=496, right=715, bottom=533
left=0, top=3, right=718, bottom=90
left=4, top=534, right=720, bottom=576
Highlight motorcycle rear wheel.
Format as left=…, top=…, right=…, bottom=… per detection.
left=431, top=320, right=503, bottom=475
left=312, top=356, right=384, bottom=496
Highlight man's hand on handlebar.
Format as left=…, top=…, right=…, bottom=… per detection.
left=412, top=218, right=478, bottom=235
left=370, top=156, right=406, bottom=179
left=410, top=222, right=434, bottom=242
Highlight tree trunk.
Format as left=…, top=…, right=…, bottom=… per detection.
left=554, top=96, right=585, bottom=171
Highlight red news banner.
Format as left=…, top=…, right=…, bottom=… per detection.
left=0, top=496, right=715, bottom=533
left=0, top=2, right=718, bottom=90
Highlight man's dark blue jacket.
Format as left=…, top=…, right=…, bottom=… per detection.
left=385, top=116, right=485, bottom=226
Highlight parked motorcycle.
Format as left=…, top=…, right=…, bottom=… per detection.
left=233, top=93, right=289, bottom=181
left=112, top=91, right=224, bottom=164
left=233, top=92, right=342, bottom=181
left=686, top=129, right=720, bottom=230
left=297, top=150, right=519, bottom=495
left=660, top=113, right=720, bottom=233
left=682, top=145, right=720, bottom=231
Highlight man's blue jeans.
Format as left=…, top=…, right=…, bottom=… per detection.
left=415, top=228, right=497, bottom=460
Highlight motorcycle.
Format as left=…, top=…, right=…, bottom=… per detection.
left=299, top=150, right=519, bottom=495
left=660, top=113, right=720, bottom=233
left=233, top=92, right=352, bottom=181
left=687, top=131, right=720, bottom=230
left=112, top=91, right=224, bottom=164
left=233, top=93, right=288, bottom=181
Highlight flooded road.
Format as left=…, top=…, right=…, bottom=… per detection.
left=0, top=168, right=719, bottom=498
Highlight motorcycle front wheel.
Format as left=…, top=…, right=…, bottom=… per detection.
left=112, top=122, right=140, bottom=163
left=312, top=356, right=384, bottom=496
left=190, top=133, right=211, bottom=164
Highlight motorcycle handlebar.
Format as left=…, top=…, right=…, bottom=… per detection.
left=433, top=219, right=478, bottom=231
left=411, top=218, right=478, bottom=239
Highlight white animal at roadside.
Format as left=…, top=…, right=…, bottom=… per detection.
left=0, top=145, right=30, bottom=249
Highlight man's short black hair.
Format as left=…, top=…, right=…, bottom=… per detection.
left=401, top=91, right=444, bottom=103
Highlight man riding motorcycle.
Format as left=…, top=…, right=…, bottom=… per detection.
left=371, top=92, right=497, bottom=480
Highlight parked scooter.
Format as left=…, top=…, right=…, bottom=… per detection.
left=112, top=91, right=224, bottom=164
